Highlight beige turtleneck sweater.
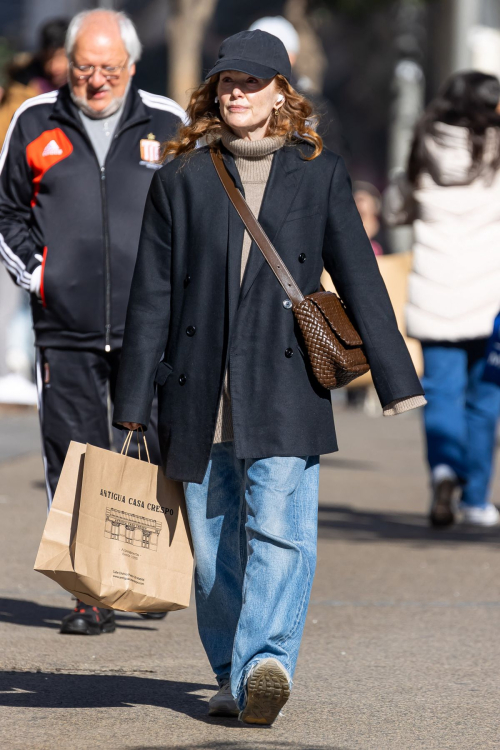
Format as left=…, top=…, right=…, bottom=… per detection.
left=213, top=132, right=285, bottom=444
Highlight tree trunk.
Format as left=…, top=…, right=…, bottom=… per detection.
left=284, top=0, right=327, bottom=93
left=166, top=0, right=218, bottom=107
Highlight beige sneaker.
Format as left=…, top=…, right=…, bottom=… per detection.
left=208, top=682, right=239, bottom=717
left=239, top=658, right=291, bottom=726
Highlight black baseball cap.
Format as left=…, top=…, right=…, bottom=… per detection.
left=205, top=29, right=291, bottom=82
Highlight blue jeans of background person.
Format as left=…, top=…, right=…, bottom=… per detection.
left=184, top=442, right=319, bottom=708
left=422, top=339, right=500, bottom=508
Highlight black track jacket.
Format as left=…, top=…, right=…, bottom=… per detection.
left=0, top=84, right=185, bottom=350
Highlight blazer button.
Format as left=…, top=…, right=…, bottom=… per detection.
left=179, top=374, right=187, bottom=385
left=285, top=348, right=294, bottom=358
left=298, top=253, right=306, bottom=263
left=282, top=299, right=292, bottom=309
left=186, top=326, right=196, bottom=337
left=184, top=274, right=191, bottom=287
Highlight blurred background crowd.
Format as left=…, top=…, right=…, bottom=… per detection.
left=1, top=0, right=500, bottom=405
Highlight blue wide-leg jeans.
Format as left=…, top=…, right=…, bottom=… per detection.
left=184, top=442, right=320, bottom=707
left=422, top=339, right=500, bottom=508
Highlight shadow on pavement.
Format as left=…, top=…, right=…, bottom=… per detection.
left=0, top=670, right=215, bottom=719
left=318, top=504, right=500, bottom=545
left=0, top=670, right=348, bottom=742
left=131, top=744, right=347, bottom=749
left=320, top=456, right=376, bottom=471
left=0, top=598, right=156, bottom=630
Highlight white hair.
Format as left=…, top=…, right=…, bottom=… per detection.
left=249, top=16, right=300, bottom=56
left=65, top=9, right=142, bottom=66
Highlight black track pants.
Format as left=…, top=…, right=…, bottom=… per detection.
left=36, top=347, right=161, bottom=505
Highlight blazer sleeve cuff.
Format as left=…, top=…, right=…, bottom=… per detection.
left=383, top=395, right=427, bottom=417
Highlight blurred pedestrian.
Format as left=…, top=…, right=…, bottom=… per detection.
left=346, top=182, right=387, bottom=412
left=113, top=29, right=424, bottom=725
left=0, top=20, right=69, bottom=147
left=26, top=18, right=69, bottom=94
left=0, top=9, right=185, bottom=633
left=0, top=56, right=39, bottom=148
left=388, top=71, right=500, bottom=528
left=353, top=181, right=387, bottom=256
left=249, top=15, right=346, bottom=154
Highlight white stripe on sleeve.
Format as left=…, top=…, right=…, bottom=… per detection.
left=138, top=90, right=189, bottom=125
left=0, top=91, right=58, bottom=288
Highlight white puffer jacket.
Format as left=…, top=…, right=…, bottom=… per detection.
left=406, top=122, right=500, bottom=342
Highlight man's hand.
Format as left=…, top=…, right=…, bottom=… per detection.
left=30, top=265, right=42, bottom=299
left=119, top=422, right=142, bottom=430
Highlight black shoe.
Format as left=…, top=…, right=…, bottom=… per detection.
left=429, top=477, right=458, bottom=528
left=60, top=601, right=116, bottom=635
left=138, top=612, right=168, bottom=620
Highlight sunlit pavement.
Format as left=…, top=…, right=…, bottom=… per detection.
left=0, top=405, right=499, bottom=750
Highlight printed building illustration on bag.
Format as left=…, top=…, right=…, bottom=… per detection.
left=104, top=507, right=162, bottom=551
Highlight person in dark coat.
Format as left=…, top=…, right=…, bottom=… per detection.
left=114, top=30, right=425, bottom=725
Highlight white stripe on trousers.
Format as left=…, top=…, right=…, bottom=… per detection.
left=35, top=349, right=53, bottom=511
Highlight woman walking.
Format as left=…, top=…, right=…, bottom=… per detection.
left=114, top=30, right=424, bottom=725
left=389, top=71, right=500, bottom=528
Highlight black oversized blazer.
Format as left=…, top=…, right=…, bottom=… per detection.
left=113, top=142, right=424, bottom=483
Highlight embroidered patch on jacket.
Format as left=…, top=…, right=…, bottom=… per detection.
left=140, top=133, right=161, bottom=169
left=26, top=128, right=73, bottom=207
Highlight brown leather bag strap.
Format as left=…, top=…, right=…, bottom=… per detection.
left=211, top=149, right=304, bottom=306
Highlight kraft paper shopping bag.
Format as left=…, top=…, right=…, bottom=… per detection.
left=34, top=441, right=103, bottom=606
left=35, top=434, right=194, bottom=612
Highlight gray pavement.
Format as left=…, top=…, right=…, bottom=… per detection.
left=0, top=408, right=39, bottom=463
left=0, top=406, right=499, bottom=749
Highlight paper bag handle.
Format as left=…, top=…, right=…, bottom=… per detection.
left=120, top=427, right=151, bottom=464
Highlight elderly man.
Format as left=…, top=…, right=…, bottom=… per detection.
left=0, top=9, right=185, bottom=634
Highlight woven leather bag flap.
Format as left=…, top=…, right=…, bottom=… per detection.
left=308, top=291, right=363, bottom=347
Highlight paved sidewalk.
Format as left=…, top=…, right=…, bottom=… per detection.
left=0, top=407, right=499, bottom=749
left=0, top=407, right=39, bottom=463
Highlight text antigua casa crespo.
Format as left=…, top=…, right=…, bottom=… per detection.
left=99, top=488, right=174, bottom=515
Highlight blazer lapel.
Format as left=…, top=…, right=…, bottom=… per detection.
left=239, top=145, right=306, bottom=304
left=221, top=150, right=245, bottom=327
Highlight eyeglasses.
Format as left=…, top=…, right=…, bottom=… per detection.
left=70, top=61, right=128, bottom=81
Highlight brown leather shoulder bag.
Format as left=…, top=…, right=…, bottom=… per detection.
left=211, top=149, right=370, bottom=390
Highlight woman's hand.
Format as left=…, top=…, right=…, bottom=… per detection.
left=119, top=422, right=142, bottom=431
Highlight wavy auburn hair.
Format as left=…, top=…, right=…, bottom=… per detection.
left=161, top=74, right=322, bottom=162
